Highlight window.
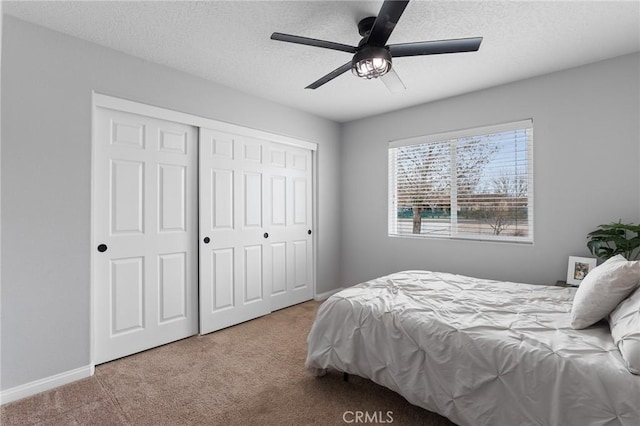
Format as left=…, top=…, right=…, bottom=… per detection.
left=388, top=119, right=533, bottom=243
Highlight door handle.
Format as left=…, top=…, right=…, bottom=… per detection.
left=97, top=244, right=108, bottom=253
left=308, top=229, right=312, bottom=235
left=203, top=237, right=210, bottom=244
left=263, top=233, right=269, bottom=239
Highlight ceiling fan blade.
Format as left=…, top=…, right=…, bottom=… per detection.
left=305, top=62, right=352, bottom=90
left=271, top=33, right=357, bottom=54
left=381, top=68, right=406, bottom=93
left=366, top=0, right=410, bottom=47
left=389, top=37, right=483, bottom=57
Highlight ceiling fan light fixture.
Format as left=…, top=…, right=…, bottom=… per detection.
left=352, top=46, right=392, bottom=79
left=271, top=0, right=481, bottom=90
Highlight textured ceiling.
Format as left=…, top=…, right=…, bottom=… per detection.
left=4, top=1, right=640, bottom=122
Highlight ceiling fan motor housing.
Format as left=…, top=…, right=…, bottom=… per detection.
left=357, top=16, right=377, bottom=37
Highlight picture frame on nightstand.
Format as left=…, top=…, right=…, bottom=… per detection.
left=566, top=256, right=597, bottom=286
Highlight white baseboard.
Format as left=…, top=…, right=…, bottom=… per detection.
left=314, top=287, right=343, bottom=301
left=1, top=364, right=94, bottom=405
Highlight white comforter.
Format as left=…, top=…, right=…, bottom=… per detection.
left=306, top=270, right=640, bottom=426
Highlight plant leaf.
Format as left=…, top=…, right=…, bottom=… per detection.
left=586, top=222, right=640, bottom=260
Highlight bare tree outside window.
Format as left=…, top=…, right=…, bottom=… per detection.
left=466, top=171, right=529, bottom=235
left=395, top=142, right=450, bottom=234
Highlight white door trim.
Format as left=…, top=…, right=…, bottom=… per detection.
left=90, top=92, right=318, bottom=368
left=92, top=93, right=318, bottom=151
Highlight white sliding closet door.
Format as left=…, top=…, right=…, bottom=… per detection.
left=198, top=129, right=271, bottom=332
left=93, top=108, right=198, bottom=364
left=267, top=143, right=313, bottom=312
left=199, top=128, right=313, bottom=334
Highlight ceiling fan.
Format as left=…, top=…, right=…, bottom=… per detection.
left=271, top=0, right=482, bottom=92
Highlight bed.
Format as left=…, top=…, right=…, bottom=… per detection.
left=305, top=270, right=640, bottom=426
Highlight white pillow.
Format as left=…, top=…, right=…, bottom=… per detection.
left=609, top=287, right=640, bottom=374
left=570, top=255, right=640, bottom=329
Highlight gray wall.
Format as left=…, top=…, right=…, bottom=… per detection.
left=340, top=53, right=640, bottom=287
left=0, top=17, right=341, bottom=390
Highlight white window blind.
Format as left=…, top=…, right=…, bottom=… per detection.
left=388, top=120, right=533, bottom=243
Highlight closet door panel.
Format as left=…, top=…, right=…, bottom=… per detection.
left=94, top=108, right=198, bottom=364
left=268, top=143, right=314, bottom=312
left=199, top=129, right=271, bottom=334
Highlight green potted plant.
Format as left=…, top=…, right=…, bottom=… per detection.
left=587, top=221, right=640, bottom=261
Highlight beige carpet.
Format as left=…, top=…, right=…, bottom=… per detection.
left=1, top=300, right=455, bottom=425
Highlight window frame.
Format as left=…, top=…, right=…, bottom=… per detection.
left=388, top=119, right=534, bottom=244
